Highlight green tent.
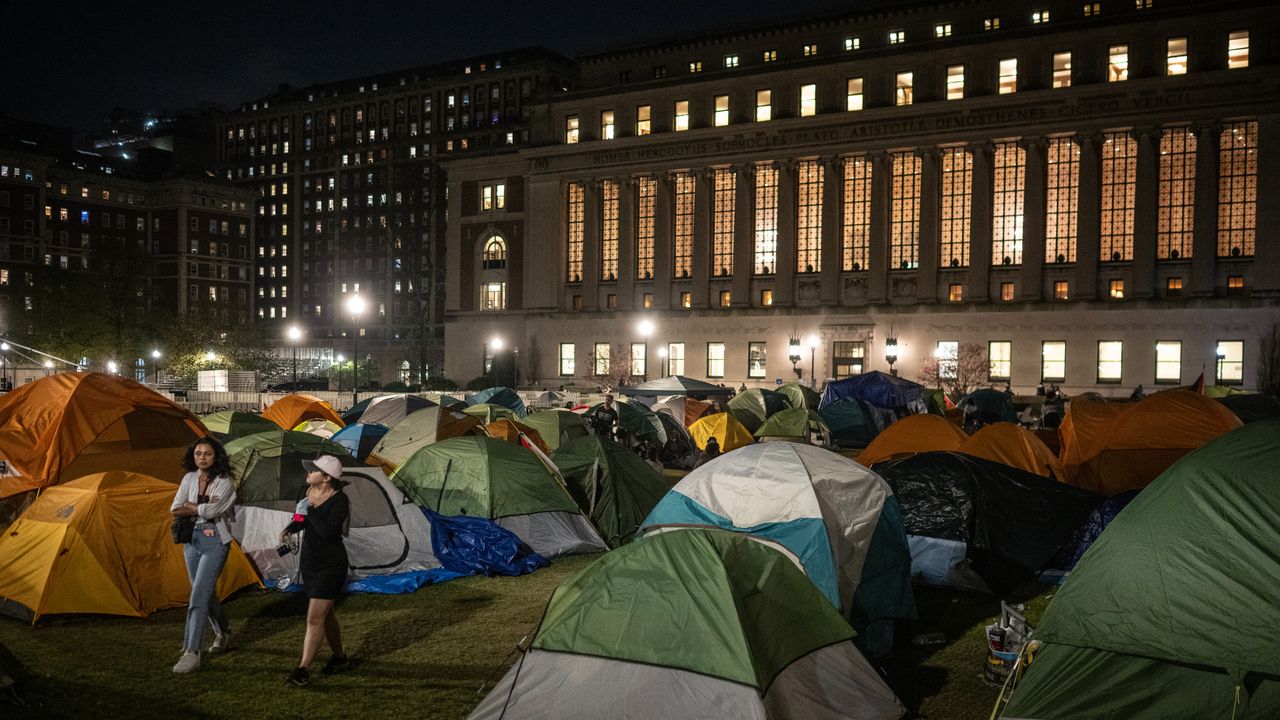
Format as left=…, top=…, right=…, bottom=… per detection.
left=584, top=400, right=667, bottom=446
left=778, top=382, right=822, bottom=411
left=462, top=403, right=517, bottom=424
left=819, top=397, right=883, bottom=448
left=469, top=528, right=904, bottom=719
left=753, top=407, right=831, bottom=446
left=521, top=409, right=590, bottom=451
left=551, top=435, right=671, bottom=547
left=201, top=410, right=278, bottom=441
left=727, top=388, right=790, bottom=433
left=1003, top=419, right=1280, bottom=720
left=391, top=436, right=605, bottom=557
left=372, top=406, right=482, bottom=467
left=226, top=430, right=355, bottom=509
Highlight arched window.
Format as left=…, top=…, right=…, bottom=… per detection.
left=482, top=235, right=506, bottom=269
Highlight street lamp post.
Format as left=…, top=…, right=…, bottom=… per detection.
left=287, top=325, right=302, bottom=388
left=807, top=335, right=819, bottom=389
left=788, top=336, right=803, bottom=381
left=151, top=349, right=162, bottom=384
left=346, top=294, right=366, bottom=406
left=657, top=347, right=668, bottom=379
left=637, top=319, right=655, bottom=382
left=885, top=337, right=899, bottom=376
left=335, top=354, right=346, bottom=391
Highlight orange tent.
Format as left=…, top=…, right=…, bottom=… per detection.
left=1057, top=397, right=1129, bottom=483
left=484, top=418, right=551, bottom=454
left=0, top=471, right=260, bottom=622
left=1067, top=390, right=1242, bottom=495
left=857, top=414, right=969, bottom=466
left=0, top=372, right=206, bottom=501
left=960, top=422, right=1066, bottom=479
left=261, top=393, right=344, bottom=431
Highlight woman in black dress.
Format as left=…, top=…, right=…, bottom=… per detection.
left=281, top=454, right=350, bottom=687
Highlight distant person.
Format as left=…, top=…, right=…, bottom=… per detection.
left=593, top=394, right=619, bottom=438
left=1129, top=384, right=1146, bottom=401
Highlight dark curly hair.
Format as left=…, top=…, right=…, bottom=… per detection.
left=181, top=436, right=234, bottom=479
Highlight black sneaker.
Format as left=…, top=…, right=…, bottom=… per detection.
left=321, top=654, right=349, bottom=676
left=285, top=667, right=310, bottom=687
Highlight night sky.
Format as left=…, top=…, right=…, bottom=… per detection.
left=7, top=0, right=866, bottom=138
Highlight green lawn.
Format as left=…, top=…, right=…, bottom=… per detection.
left=1, top=553, right=1053, bottom=720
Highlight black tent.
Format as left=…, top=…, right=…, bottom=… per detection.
left=1217, top=393, right=1280, bottom=424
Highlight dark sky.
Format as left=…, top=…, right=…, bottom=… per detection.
left=6, top=0, right=866, bottom=137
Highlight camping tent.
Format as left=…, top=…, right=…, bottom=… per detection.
left=688, top=412, right=755, bottom=453
left=617, top=375, right=735, bottom=398
left=960, top=422, right=1065, bottom=479
left=584, top=400, right=667, bottom=446
left=465, top=387, right=526, bottom=417
left=0, top=372, right=206, bottom=501
left=201, top=410, right=278, bottom=442
left=1217, top=392, right=1280, bottom=424
left=873, top=451, right=1100, bottom=595
left=1056, top=397, right=1128, bottom=482
left=1002, top=420, right=1280, bottom=720
left=957, top=388, right=1019, bottom=428
left=0, top=471, right=259, bottom=622
left=469, top=528, right=905, bottom=720
left=260, top=393, right=344, bottom=431
left=753, top=407, right=831, bottom=446
left=778, top=382, right=822, bottom=411
left=391, top=436, right=606, bottom=558
left=641, top=443, right=915, bottom=658
left=341, top=396, right=378, bottom=425
left=820, top=397, right=884, bottom=449
left=226, top=430, right=356, bottom=506
left=726, top=388, right=790, bottom=433
left=820, top=370, right=928, bottom=415
left=292, top=418, right=343, bottom=438
left=462, top=403, right=517, bottom=424
left=856, top=413, right=969, bottom=466
left=372, top=406, right=483, bottom=467
left=528, top=390, right=566, bottom=410
left=552, top=435, right=671, bottom=547
left=653, top=411, right=697, bottom=466
left=519, top=410, right=589, bottom=451
left=652, top=395, right=714, bottom=427
left=483, top=418, right=550, bottom=454
left=330, top=423, right=390, bottom=462
left=355, top=394, right=438, bottom=427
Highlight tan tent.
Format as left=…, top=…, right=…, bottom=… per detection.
left=260, top=393, right=344, bottom=431
left=961, top=422, right=1066, bottom=479
left=857, top=413, right=969, bottom=466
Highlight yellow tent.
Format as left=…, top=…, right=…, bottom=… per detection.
left=293, top=418, right=344, bottom=438
left=688, top=412, right=755, bottom=453
left=0, top=471, right=260, bottom=623
left=857, top=413, right=969, bottom=466
left=261, top=393, right=344, bottom=431
left=960, top=422, right=1066, bottom=479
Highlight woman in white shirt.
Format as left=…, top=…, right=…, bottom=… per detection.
left=169, top=437, right=238, bottom=674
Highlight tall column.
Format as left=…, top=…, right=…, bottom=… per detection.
left=691, top=168, right=712, bottom=307
left=732, top=164, right=755, bottom=307
left=916, top=148, right=941, bottom=302
left=967, top=141, right=994, bottom=298
left=653, top=173, right=673, bottom=309
left=1074, top=133, right=1102, bottom=300
left=1131, top=127, right=1159, bottom=299
left=820, top=156, right=843, bottom=304
left=1020, top=137, right=1048, bottom=300
left=1190, top=122, right=1220, bottom=297
left=617, top=176, right=636, bottom=309
left=774, top=159, right=797, bottom=306
left=1256, top=115, right=1280, bottom=294
left=581, top=178, right=600, bottom=310
left=867, top=151, right=890, bottom=302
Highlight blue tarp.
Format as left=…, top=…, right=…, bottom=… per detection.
left=820, top=371, right=928, bottom=413
left=1042, top=490, right=1141, bottom=582
left=465, top=387, right=527, bottom=417
left=425, top=508, right=548, bottom=577
left=274, top=567, right=466, bottom=595
left=331, top=422, right=390, bottom=461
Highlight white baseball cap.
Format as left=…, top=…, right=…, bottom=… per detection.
left=301, top=455, right=344, bottom=480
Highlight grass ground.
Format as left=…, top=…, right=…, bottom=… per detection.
left=0, top=552, right=1053, bottom=720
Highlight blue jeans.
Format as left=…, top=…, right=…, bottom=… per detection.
left=183, top=523, right=230, bottom=653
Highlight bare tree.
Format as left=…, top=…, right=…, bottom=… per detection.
left=918, top=342, right=991, bottom=402
left=1259, top=321, right=1280, bottom=396
left=585, top=342, right=636, bottom=391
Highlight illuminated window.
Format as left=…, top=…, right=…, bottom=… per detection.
left=667, top=343, right=685, bottom=376
left=989, top=341, right=1012, bottom=380
left=643, top=294, right=653, bottom=308
left=753, top=164, right=778, bottom=274
left=707, top=342, right=725, bottom=377
left=680, top=291, right=692, bottom=308
left=1054, top=280, right=1070, bottom=300
left=763, top=49, right=778, bottom=63
left=724, top=54, right=739, bottom=68
left=601, top=180, right=619, bottom=281
left=847, top=78, right=864, bottom=111
left=1158, top=127, right=1196, bottom=259
left=1166, top=37, right=1187, bottom=75
left=674, top=101, right=690, bottom=131
left=1166, top=276, right=1183, bottom=295
left=689, top=61, right=703, bottom=74
left=636, top=177, right=656, bottom=280
left=890, top=151, right=922, bottom=270
left=999, top=58, right=1018, bottom=94
left=796, top=160, right=823, bottom=273
left=755, top=90, right=772, bottom=122
left=713, top=169, right=736, bottom=276
left=1228, top=31, right=1249, bottom=69
left=601, top=110, right=615, bottom=140
left=803, top=44, right=818, bottom=57
left=946, top=65, right=965, bottom=99
left=559, top=343, right=575, bottom=375
left=1218, top=121, right=1257, bottom=257
left=565, top=115, right=579, bottom=143
left=993, top=141, right=1026, bottom=266
left=889, top=30, right=905, bottom=44
left=760, top=289, right=773, bottom=306
left=483, top=236, right=507, bottom=268
left=719, top=291, right=732, bottom=307
left=1001, top=282, right=1016, bottom=301
left=948, top=284, right=964, bottom=302
left=594, top=343, right=611, bottom=375
left=936, top=341, right=959, bottom=380
left=833, top=341, right=866, bottom=378
left=800, top=84, right=817, bottom=117
left=935, top=23, right=952, bottom=38
left=1097, top=341, right=1123, bottom=383
left=673, top=173, right=695, bottom=278
left=1046, top=137, right=1080, bottom=263
left=1032, top=9, right=1050, bottom=24
left=631, top=343, right=646, bottom=376
left=566, top=183, right=584, bottom=283
left=984, top=17, right=1001, bottom=31
left=748, top=342, right=767, bottom=377
left=636, top=105, right=651, bottom=135
left=1083, top=3, right=1101, bottom=16
left=1216, top=340, right=1243, bottom=384
left=844, top=36, right=860, bottom=51
left=843, top=156, right=872, bottom=271
left=714, top=95, right=730, bottom=126
left=940, top=146, right=972, bottom=267
left=1042, top=341, right=1066, bottom=382
left=1227, top=275, right=1245, bottom=294
left=1155, top=341, right=1181, bottom=383
left=1053, top=52, right=1072, bottom=88
left=1109, top=45, right=1129, bottom=82
left=896, top=72, right=914, bottom=106
left=480, top=281, right=506, bottom=310
left=1109, top=279, right=1125, bottom=298
left=1135, top=0, right=1152, bottom=8
left=1101, top=131, right=1137, bottom=261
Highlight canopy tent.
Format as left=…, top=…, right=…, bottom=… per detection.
left=688, top=412, right=755, bottom=453
left=0, top=471, right=259, bottom=622
left=201, top=410, right=278, bottom=442
left=1064, top=390, right=1241, bottom=495
left=726, top=388, right=790, bottom=433
left=464, top=387, right=527, bottom=417
left=856, top=413, right=969, bottom=466
left=1217, top=392, right=1280, bottom=424
left=232, top=464, right=439, bottom=587
left=651, top=395, right=714, bottom=427
left=391, top=436, right=606, bottom=558
left=0, top=372, right=206, bottom=502
left=354, top=394, right=438, bottom=428
left=873, top=451, right=1101, bottom=595
left=777, top=382, right=822, bottom=411
left=519, top=409, right=590, bottom=451
left=469, top=528, right=904, bottom=720
left=820, top=370, right=928, bottom=415
left=617, top=375, right=735, bottom=398
left=260, top=393, right=345, bottom=431
left=584, top=400, right=668, bottom=446
left=552, top=435, right=671, bottom=547
left=1002, top=420, right=1280, bottom=720
left=462, top=403, right=518, bottom=424
left=372, top=406, right=483, bottom=467
left=292, top=418, right=343, bottom=438
left=753, top=407, right=832, bottom=447
left=483, top=418, right=550, bottom=454
left=528, top=390, right=566, bottom=410
left=330, top=423, right=390, bottom=462
left=820, top=397, right=884, bottom=449
left=960, top=422, right=1065, bottom=479
left=957, top=388, right=1019, bottom=427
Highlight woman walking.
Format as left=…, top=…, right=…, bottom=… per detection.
left=282, top=454, right=351, bottom=687
left=170, top=437, right=237, bottom=674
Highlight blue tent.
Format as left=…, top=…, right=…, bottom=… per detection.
left=819, top=397, right=884, bottom=448
left=820, top=371, right=927, bottom=414
left=465, top=387, right=526, bottom=417
left=331, top=422, right=390, bottom=462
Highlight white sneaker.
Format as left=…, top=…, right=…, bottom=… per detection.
left=209, top=629, right=233, bottom=654
left=172, top=652, right=201, bottom=674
